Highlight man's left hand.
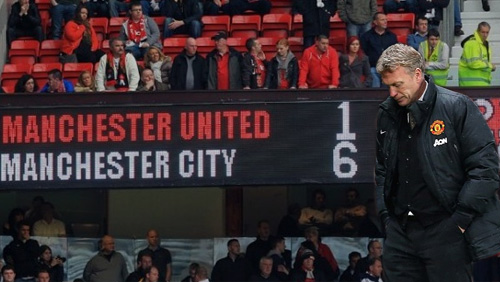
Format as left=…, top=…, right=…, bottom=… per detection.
left=169, top=20, right=184, bottom=30
left=458, top=226, right=465, bottom=233
left=328, top=85, right=337, bottom=89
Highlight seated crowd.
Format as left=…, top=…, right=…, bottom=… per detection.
left=4, top=0, right=486, bottom=94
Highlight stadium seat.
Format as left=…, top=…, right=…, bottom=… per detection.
left=196, top=37, right=213, bottom=57
left=40, top=10, right=50, bottom=35
left=32, top=63, right=63, bottom=81
left=269, top=0, right=292, bottom=13
left=292, top=14, right=303, bottom=37
left=258, top=37, right=277, bottom=53
left=201, top=15, right=231, bottom=38
left=163, top=37, right=187, bottom=58
left=1, top=64, right=32, bottom=88
left=330, top=12, right=346, bottom=30
left=397, top=34, right=408, bottom=44
left=288, top=36, right=303, bottom=59
left=90, top=17, right=109, bottom=41
left=8, top=40, right=40, bottom=65
left=63, top=63, right=94, bottom=84
left=387, top=13, right=415, bottom=31
left=227, top=37, right=247, bottom=53
left=261, top=14, right=292, bottom=38
left=231, top=15, right=261, bottom=38
left=35, top=0, right=51, bottom=12
left=3, top=85, right=15, bottom=94
left=109, top=17, right=128, bottom=38
left=40, top=40, right=63, bottom=63
left=152, top=17, right=165, bottom=37
left=329, top=29, right=347, bottom=53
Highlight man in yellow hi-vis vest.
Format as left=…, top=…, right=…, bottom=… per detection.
left=459, top=22, right=496, bottom=86
left=418, top=28, right=449, bottom=86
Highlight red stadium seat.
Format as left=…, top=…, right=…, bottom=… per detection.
left=152, top=17, right=165, bottom=37
left=9, top=40, right=40, bottom=65
left=258, top=37, right=278, bottom=53
left=397, top=34, right=408, bottom=44
left=262, top=14, right=292, bottom=38
left=63, top=63, right=94, bottom=83
left=3, top=85, right=15, bottom=94
left=270, top=7, right=292, bottom=13
left=201, top=15, right=230, bottom=38
left=288, top=36, right=303, bottom=58
left=109, top=17, right=128, bottom=38
left=227, top=37, right=247, bottom=53
left=329, top=29, right=347, bottom=53
left=292, top=14, right=303, bottom=37
left=40, top=40, right=63, bottom=63
left=1, top=64, right=32, bottom=87
left=32, top=63, right=63, bottom=81
left=196, top=37, right=213, bottom=57
left=163, top=37, right=187, bottom=58
left=40, top=10, right=50, bottom=34
left=231, top=15, right=261, bottom=37
left=330, top=12, right=346, bottom=30
left=387, top=13, right=415, bottom=31
left=90, top=17, right=109, bottom=41
left=101, top=39, right=110, bottom=54
left=35, top=0, right=51, bottom=12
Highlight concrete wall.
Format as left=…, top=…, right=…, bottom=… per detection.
left=0, top=0, right=12, bottom=69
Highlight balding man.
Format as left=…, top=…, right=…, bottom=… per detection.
left=137, top=229, right=172, bottom=282
left=83, top=235, right=129, bottom=282
left=170, top=37, right=207, bottom=90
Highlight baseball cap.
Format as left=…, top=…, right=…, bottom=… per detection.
left=211, top=31, right=228, bottom=41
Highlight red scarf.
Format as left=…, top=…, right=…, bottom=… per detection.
left=105, top=52, right=128, bottom=89
left=127, top=16, right=147, bottom=44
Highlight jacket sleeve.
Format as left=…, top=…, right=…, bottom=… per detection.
left=95, top=55, right=107, bottom=91
left=63, top=21, right=86, bottom=41
left=462, top=41, right=492, bottom=70
left=337, top=0, right=347, bottom=22
left=290, top=57, right=299, bottom=88
left=427, top=42, right=449, bottom=70
left=90, top=26, right=99, bottom=51
left=362, top=56, right=372, bottom=88
left=170, top=56, right=180, bottom=90
left=183, top=0, right=202, bottom=24
left=451, top=96, right=500, bottom=228
left=375, top=110, right=390, bottom=225
left=146, top=17, right=161, bottom=46
left=28, top=4, right=42, bottom=26
left=298, top=49, right=310, bottom=87
left=264, top=60, right=274, bottom=88
left=161, top=58, right=172, bottom=85
left=241, top=53, right=253, bottom=88
left=8, top=4, right=21, bottom=28
left=370, top=0, right=377, bottom=16
left=330, top=48, right=339, bottom=87
left=83, top=258, right=93, bottom=282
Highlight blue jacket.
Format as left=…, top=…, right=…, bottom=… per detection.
left=40, top=79, right=75, bottom=93
left=360, top=28, right=398, bottom=67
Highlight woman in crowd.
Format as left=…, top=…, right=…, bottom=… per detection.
left=2, top=208, right=25, bottom=238
left=143, top=46, right=172, bottom=88
left=14, top=74, right=39, bottom=93
left=264, top=38, right=299, bottom=89
left=137, top=68, right=169, bottom=91
left=74, top=70, right=96, bottom=92
left=339, top=36, right=372, bottom=88
left=38, top=245, right=64, bottom=282
left=59, top=4, right=104, bottom=63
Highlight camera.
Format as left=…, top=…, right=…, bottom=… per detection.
left=56, top=256, right=67, bottom=263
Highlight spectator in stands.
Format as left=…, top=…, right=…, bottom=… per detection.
left=294, top=227, right=339, bottom=281
left=358, top=199, right=384, bottom=238
left=358, top=258, right=383, bottom=282
left=418, top=28, right=449, bottom=86
left=298, top=35, right=339, bottom=89
left=170, top=37, right=207, bottom=90
left=162, top=0, right=202, bottom=39
left=354, top=240, right=383, bottom=279
left=95, top=38, right=140, bottom=91
left=339, top=251, right=361, bottom=282
left=7, top=0, right=44, bottom=45
left=459, top=21, right=495, bottom=86
left=25, top=196, right=45, bottom=227
left=37, top=269, right=51, bottom=282
left=298, top=188, right=333, bottom=230
left=293, top=0, right=337, bottom=48
left=83, top=235, right=129, bottom=282
left=267, top=236, right=290, bottom=281
left=3, top=209, right=24, bottom=237
left=383, top=0, right=418, bottom=14
left=407, top=16, right=428, bottom=50
left=290, top=249, right=327, bottom=282
left=249, top=257, right=279, bottom=282
left=211, top=239, right=252, bottom=281
left=417, top=0, right=450, bottom=30
left=14, top=75, right=40, bottom=93
left=126, top=252, right=153, bottom=282
left=339, top=36, right=372, bottom=88
left=50, top=0, right=79, bottom=40
left=109, top=0, right=129, bottom=17
left=181, top=262, right=199, bottom=282
left=204, top=0, right=271, bottom=16
left=33, top=202, right=66, bottom=237
left=143, top=266, right=159, bottom=282
left=143, top=46, right=172, bottom=87
left=333, top=187, right=367, bottom=236
left=246, top=220, right=274, bottom=273
left=137, top=68, right=169, bottom=91
left=242, top=38, right=268, bottom=89
left=2, top=220, right=40, bottom=280
left=337, top=0, right=377, bottom=38
left=75, top=70, right=96, bottom=92
left=60, top=4, right=104, bottom=64
left=83, top=0, right=108, bottom=17
left=482, top=0, right=490, bottom=11
left=140, top=0, right=161, bottom=16
left=360, top=12, right=397, bottom=88
left=206, top=31, right=243, bottom=90
left=195, top=266, right=209, bottom=282
left=119, top=1, right=162, bottom=60
left=37, top=245, right=64, bottom=282
left=277, top=203, right=301, bottom=237
left=264, top=38, right=299, bottom=90
left=40, top=69, right=75, bottom=93
left=1, top=265, right=16, bottom=282
left=454, top=0, right=464, bottom=36
left=137, top=229, right=172, bottom=282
